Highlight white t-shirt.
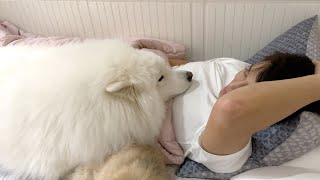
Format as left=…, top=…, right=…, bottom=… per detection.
left=172, top=58, right=249, bottom=156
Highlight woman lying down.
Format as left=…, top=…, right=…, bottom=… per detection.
left=69, top=52, right=320, bottom=180
left=166, top=52, right=320, bottom=174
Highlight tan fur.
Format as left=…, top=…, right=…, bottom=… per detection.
left=65, top=144, right=168, bottom=180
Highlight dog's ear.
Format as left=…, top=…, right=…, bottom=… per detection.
left=105, top=81, right=130, bottom=92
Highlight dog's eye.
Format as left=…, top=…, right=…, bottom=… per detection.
left=158, top=75, right=164, bottom=82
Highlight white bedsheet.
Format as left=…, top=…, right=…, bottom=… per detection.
left=232, top=167, right=320, bottom=180
left=172, top=145, right=320, bottom=180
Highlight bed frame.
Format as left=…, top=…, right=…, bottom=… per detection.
left=0, top=0, right=320, bottom=61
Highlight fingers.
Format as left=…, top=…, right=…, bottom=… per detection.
left=225, top=81, right=249, bottom=92
left=219, top=81, right=249, bottom=98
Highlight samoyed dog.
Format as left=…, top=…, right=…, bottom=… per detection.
left=0, top=40, right=192, bottom=180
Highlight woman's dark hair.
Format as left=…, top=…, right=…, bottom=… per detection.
left=254, top=52, right=320, bottom=115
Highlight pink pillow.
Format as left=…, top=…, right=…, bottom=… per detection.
left=158, top=100, right=185, bottom=165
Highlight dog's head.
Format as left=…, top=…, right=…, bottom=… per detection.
left=104, top=50, right=192, bottom=102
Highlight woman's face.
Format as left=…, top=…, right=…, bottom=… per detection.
left=219, top=63, right=265, bottom=98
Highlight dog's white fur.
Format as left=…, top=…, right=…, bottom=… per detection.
left=0, top=40, right=191, bottom=179
left=65, top=144, right=168, bottom=180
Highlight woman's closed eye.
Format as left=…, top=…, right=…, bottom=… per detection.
left=244, top=69, right=249, bottom=76
left=244, top=64, right=255, bottom=78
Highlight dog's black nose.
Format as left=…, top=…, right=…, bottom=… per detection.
left=186, top=71, right=193, bottom=82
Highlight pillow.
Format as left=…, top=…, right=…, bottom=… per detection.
left=176, top=15, right=320, bottom=179
left=0, top=20, right=186, bottom=60
left=247, top=15, right=319, bottom=64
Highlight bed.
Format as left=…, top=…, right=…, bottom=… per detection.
left=0, top=0, right=320, bottom=179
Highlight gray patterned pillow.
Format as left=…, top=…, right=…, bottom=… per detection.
left=176, top=15, right=320, bottom=180
left=247, top=15, right=318, bottom=64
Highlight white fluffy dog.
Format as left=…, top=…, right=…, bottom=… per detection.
left=0, top=40, right=192, bottom=180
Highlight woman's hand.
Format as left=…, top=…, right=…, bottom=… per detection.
left=312, top=60, right=320, bottom=74
left=219, top=81, right=248, bottom=98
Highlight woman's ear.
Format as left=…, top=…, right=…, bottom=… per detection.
left=312, top=60, right=320, bottom=74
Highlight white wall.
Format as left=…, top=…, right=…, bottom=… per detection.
left=0, top=0, right=320, bottom=61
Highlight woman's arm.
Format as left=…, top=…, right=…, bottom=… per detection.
left=202, top=74, right=320, bottom=155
